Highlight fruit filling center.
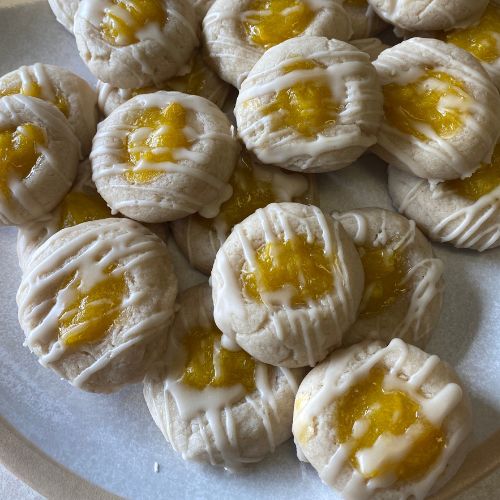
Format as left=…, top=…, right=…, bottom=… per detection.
left=58, top=191, right=112, bottom=230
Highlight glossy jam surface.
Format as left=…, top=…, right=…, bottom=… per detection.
left=0, top=123, right=45, bottom=198
left=445, top=143, right=500, bottom=201
left=262, top=60, right=339, bottom=137
left=58, top=191, right=112, bottom=230
left=58, top=265, right=127, bottom=347
left=445, top=5, right=500, bottom=63
left=125, top=102, right=189, bottom=184
left=242, top=0, right=314, bottom=49
left=335, top=367, right=445, bottom=481
left=101, top=0, right=166, bottom=46
left=181, top=326, right=256, bottom=392
left=358, top=244, right=408, bottom=318
left=383, top=70, right=470, bottom=142
left=241, top=234, right=335, bottom=306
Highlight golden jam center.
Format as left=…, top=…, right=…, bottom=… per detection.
left=58, top=264, right=127, bottom=347
left=101, top=0, right=166, bottom=46
left=58, top=191, right=112, bottom=230
left=261, top=60, right=339, bottom=137
left=334, top=367, right=445, bottom=481
left=358, top=244, right=408, bottom=318
left=0, top=123, right=46, bottom=198
left=383, top=69, right=470, bottom=142
left=445, top=5, right=500, bottom=63
left=125, top=102, right=190, bottom=184
left=242, top=0, right=314, bottom=49
left=181, top=325, right=256, bottom=393
left=241, top=233, right=335, bottom=307
left=444, top=142, right=500, bottom=201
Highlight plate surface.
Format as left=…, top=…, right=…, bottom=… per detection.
left=0, top=1, right=499, bottom=498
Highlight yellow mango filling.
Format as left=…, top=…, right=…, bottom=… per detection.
left=58, top=264, right=127, bottom=347
left=334, top=367, right=445, bottom=481
left=241, top=234, right=335, bottom=306
left=101, top=0, right=166, bottom=46
left=445, top=143, right=500, bottom=201
left=181, top=325, right=256, bottom=393
left=261, top=60, right=340, bottom=137
left=358, top=244, right=408, bottom=318
left=125, top=102, right=190, bottom=184
left=444, top=5, right=500, bottom=63
left=383, top=70, right=470, bottom=142
left=58, top=191, right=112, bottom=230
left=242, top=0, right=314, bottom=49
left=0, top=123, right=46, bottom=198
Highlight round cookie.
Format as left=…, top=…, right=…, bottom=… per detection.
left=388, top=143, right=500, bottom=251
left=0, top=94, right=79, bottom=226
left=0, top=63, right=98, bottom=156
left=343, top=0, right=387, bottom=38
left=367, top=0, right=488, bottom=32
left=144, top=283, right=303, bottom=468
left=96, top=51, right=230, bottom=116
left=171, top=151, right=315, bottom=275
left=17, top=218, right=178, bottom=393
left=349, top=37, right=388, bottom=61
left=235, top=36, right=384, bottom=173
left=74, top=0, right=199, bottom=89
left=48, top=0, right=80, bottom=33
left=211, top=202, right=365, bottom=368
left=332, top=208, right=444, bottom=348
left=202, top=0, right=352, bottom=88
left=91, top=91, right=239, bottom=223
left=293, top=339, right=472, bottom=499
left=373, top=37, right=500, bottom=181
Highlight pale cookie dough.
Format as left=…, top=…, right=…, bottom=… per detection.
left=373, top=38, right=500, bottom=181
left=0, top=95, right=79, bottom=226
left=74, top=0, right=199, bottom=89
left=48, top=0, right=80, bottom=33
left=349, top=37, right=388, bottom=61
left=17, top=218, right=178, bottom=393
left=367, top=0, right=488, bottom=32
left=91, top=91, right=239, bottom=223
left=144, top=283, right=303, bottom=468
left=211, top=202, right=365, bottom=368
left=203, top=0, right=352, bottom=88
left=0, top=63, right=98, bottom=156
left=96, top=51, right=230, bottom=116
left=343, top=0, right=387, bottom=38
left=332, top=208, right=444, bottom=348
left=389, top=153, right=500, bottom=251
left=235, top=36, right=384, bottom=173
left=171, top=151, right=315, bottom=275
left=293, top=339, right=472, bottom=499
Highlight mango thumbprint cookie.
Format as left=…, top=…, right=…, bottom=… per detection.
left=293, top=339, right=472, bottom=499
left=202, top=0, right=352, bottom=88
left=343, top=0, right=387, bottom=39
left=373, top=38, right=500, bottom=181
left=189, top=0, right=215, bottom=22
left=0, top=63, right=98, bottom=156
left=211, top=202, right=365, bottom=368
left=332, top=208, right=444, bottom=348
left=144, top=283, right=303, bottom=468
left=73, top=0, right=199, bottom=89
left=349, top=37, right=388, bottom=62
left=389, top=142, right=500, bottom=251
left=91, top=91, right=239, bottom=223
left=367, top=0, right=488, bottom=32
left=0, top=95, right=80, bottom=226
left=171, top=151, right=314, bottom=275
left=235, top=36, right=384, bottom=174
left=48, top=0, right=80, bottom=33
left=96, top=51, right=230, bottom=117
left=17, top=218, right=178, bottom=393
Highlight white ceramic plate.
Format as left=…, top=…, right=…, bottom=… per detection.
left=0, top=1, right=499, bottom=498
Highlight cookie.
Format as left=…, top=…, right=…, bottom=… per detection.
left=17, top=218, right=178, bottom=393
left=211, top=202, right=365, bottom=368
left=293, top=339, right=472, bottom=499
left=91, top=91, right=239, bottom=223
left=143, top=283, right=302, bottom=468
left=190, top=0, right=215, bottom=21
left=203, top=0, right=352, bottom=88
left=48, top=0, right=80, bottom=33
left=235, top=36, right=383, bottom=173
left=373, top=38, right=500, bottom=181
left=332, top=208, right=444, bottom=347
left=343, top=0, right=387, bottom=39
left=349, top=37, right=388, bottom=61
